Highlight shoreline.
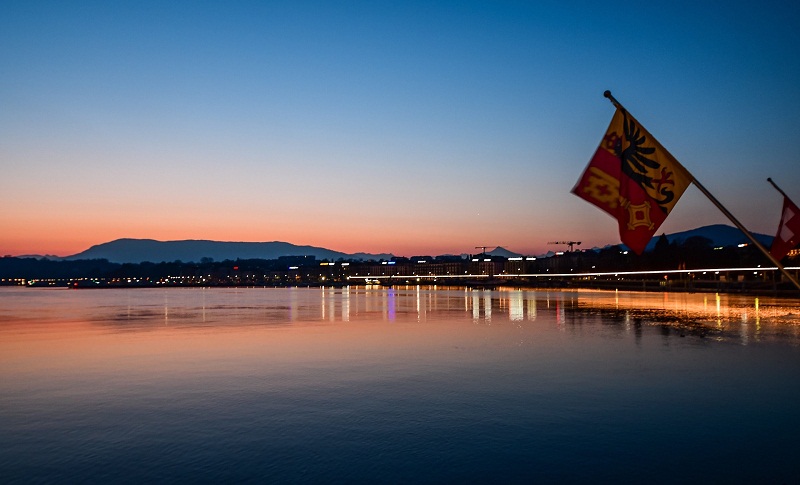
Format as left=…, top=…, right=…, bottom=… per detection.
left=10, top=278, right=800, bottom=298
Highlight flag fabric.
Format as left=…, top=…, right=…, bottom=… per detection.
left=572, top=107, right=694, bottom=254
left=771, top=196, right=800, bottom=261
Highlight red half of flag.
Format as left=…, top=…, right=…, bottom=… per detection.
left=771, top=196, right=800, bottom=261
left=572, top=147, right=667, bottom=255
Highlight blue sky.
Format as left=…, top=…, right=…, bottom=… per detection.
left=2, top=1, right=799, bottom=256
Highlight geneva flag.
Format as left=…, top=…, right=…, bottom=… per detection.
left=771, top=196, right=800, bottom=261
left=572, top=108, right=694, bottom=254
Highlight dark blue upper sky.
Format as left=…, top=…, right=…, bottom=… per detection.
left=2, top=1, right=798, bottom=256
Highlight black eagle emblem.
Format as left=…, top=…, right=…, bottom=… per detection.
left=613, top=110, right=676, bottom=212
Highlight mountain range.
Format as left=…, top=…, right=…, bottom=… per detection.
left=64, top=239, right=394, bottom=264
left=641, top=224, right=772, bottom=252
left=24, top=224, right=774, bottom=264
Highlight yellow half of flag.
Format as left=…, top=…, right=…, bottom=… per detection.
left=601, top=108, right=693, bottom=215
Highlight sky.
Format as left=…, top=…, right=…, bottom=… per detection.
left=2, top=0, right=799, bottom=258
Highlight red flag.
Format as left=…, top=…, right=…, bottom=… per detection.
left=771, top=196, right=800, bottom=261
left=572, top=108, right=693, bottom=254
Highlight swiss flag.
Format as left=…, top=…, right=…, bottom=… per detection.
left=771, top=196, right=800, bottom=261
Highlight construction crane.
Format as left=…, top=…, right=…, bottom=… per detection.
left=475, top=246, right=490, bottom=255
left=548, top=241, right=582, bottom=252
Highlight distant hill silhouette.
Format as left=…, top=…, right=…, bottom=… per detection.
left=65, top=239, right=394, bottom=264
left=642, top=224, right=772, bottom=252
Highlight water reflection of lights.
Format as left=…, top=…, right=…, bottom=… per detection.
left=527, top=295, right=537, bottom=322
left=342, top=290, right=350, bottom=322
left=328, top=287, right=336, bottom=322
left=471, top=291, right=481, bottom=323
left=416, top=285, right=421, bottom=320
left=566, top=289, right=800, bottom=341
left=467, top=289, right=494, bottom=324
left=321, top=286, right=326, bottom=320
left=510, top=291, right=523, bottom=322
left=289, top=286, right=298, bottom=322
left=386, top=289, right=394, bottom=322
left=64, top=286, right=800, bottom=345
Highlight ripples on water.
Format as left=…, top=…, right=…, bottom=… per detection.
left=1, top=286, right=799, bottom=483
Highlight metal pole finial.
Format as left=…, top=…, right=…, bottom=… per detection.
left=767, top=178, right=789, bottom=199
left=603, top=90, right=622, bottom=110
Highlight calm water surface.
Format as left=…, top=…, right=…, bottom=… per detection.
left=1, top=286, right=799, bottom=483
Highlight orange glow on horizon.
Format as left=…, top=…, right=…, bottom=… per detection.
left=1, top=201, right=621, bottom=258
left=2, top=216, right=582, bottom=258
left=0, top=228, right=612, bottom=259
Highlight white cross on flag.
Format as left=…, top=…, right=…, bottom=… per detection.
left=771, top=196, right=800, bottom=261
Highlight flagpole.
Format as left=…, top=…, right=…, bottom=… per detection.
left=603, top=90, right=623, bottom=109
left=603, top=91, right=800, bottom=292
left=767, top=177, right=789, bottom=199
left=688, top=179, right=800, bottom=292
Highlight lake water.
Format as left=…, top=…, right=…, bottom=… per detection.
left=1, top=286, right=799, bottom=483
